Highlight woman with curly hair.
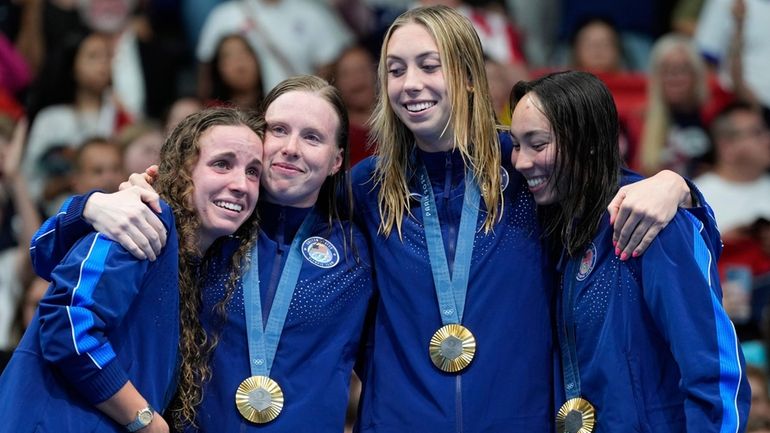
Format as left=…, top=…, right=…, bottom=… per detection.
left=0, top=107, right=264, bottom=432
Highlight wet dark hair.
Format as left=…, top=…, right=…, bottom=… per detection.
left=510, top=71, right=621, bottom=256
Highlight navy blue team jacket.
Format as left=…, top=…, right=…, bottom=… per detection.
left=0, top=196, right=179, bottom=432
left=351, top=144, right=555, bottom=433
left=21, top=195, right=373, bottom=432
left=189, top=201, right=373, bottom=432
left=555, top=174, right=749, bottom=432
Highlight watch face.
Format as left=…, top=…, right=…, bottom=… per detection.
left=138, top=409, right=153, bottom=424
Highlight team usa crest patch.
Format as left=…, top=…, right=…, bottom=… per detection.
left=576, top=243, right=597, bottom=281
left=302, top=236, right=340, bottom=269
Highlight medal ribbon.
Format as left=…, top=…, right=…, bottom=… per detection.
left=242, top=210, right=318, bottom=377
left=417, top=162, right=480, bottom=325
left=558, top=256, right=583, bottom=400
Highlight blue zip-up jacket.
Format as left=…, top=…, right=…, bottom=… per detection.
left=0, top=197, right=179, bottom=432
left=555, top=173, right=749, bottom=432
left=351, top=145, right=555, bottom=433
left=190, top=201, right=373, bottom=432
left=22, top=194, right=374, bottom=432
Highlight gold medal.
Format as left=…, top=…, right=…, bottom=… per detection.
left=556, top=397, right=596, bottom=433
left=428, top=323, right=476, bottom=373
left=235, top=375, right=284, bottom=423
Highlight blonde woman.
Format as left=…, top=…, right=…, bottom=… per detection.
left=638, top=33, right=713, bottom=177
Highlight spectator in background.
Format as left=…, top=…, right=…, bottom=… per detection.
left=164, top=96, right=204, bottom=136
left=749, top=418, right=770, bottom=433
left=694, top=103, right=770, bottom=336
left=558, top=0, right=673, bottom=72
left=695, top=0, right=770, bottom=126
left=571, top=17, right=624, bottom=73
left=0, top=32, right=32, bottom=98
left=76, top=0, right=178, bottom=120
left=11, top=0, right=87, bottom=81
left=565, top=18, right=645, bottom=164
left=117, top=120, right=164, bottom=176
left=23, top=31, right=126, bottom=205
left=0, top=117, right=41, bottom=362
left=671, top=0, right=705, bottom=36
left=1, top=276, right=50, bottom=374
left=636, top=34, right=715, bottom=177
left=20, top=0, right=179, bottom=121
left=208, top=33, right=263, bottom=110
left=196, top=0, right=353, bottom=96
left=71, top=137, right=124, bottom=195
left=748, top=365, right=770, bottom=423
left=332, top=45, right=377, bottom=165
left=695, top=103, right=770, bottom=244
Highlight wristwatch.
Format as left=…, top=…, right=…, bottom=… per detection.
left=125, top=405, right=154, bottom=432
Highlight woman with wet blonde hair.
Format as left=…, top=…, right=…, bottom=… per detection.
left=370, top=5, right=502, bottom=235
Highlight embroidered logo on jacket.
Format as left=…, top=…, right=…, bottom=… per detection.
left=302, top=236, right=340, bottom=269
left=576, top=243, right=597, bottom=281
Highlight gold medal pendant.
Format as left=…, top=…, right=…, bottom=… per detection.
left=556, top=397, right=596, bottom=433
left=429, top=323, right=476, bottom=373
left=235, top=375, right=284, bottom=423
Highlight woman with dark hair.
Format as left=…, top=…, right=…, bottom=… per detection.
left=23, top=31, right=131, bottom=204
left=509, top=70, right=749, bottom=432
left=27, top=75, right=373, bottom=433
left=208, top=33, right=264, bottom=110
left=0, top=107, right=264, bottom=432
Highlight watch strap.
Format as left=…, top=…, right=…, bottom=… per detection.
left=125, top=405, right=154, bottom=432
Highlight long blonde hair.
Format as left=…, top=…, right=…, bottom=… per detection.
left=370, top=5, right=502, bottom=236
left=639, top=33, right=708, bottom=175
left=156, top=107, right=264, bottom=430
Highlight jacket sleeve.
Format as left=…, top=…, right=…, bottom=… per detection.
left=30, top=192, right=99, bottom=281
left=36, top=203, right=173, bottom=405
left=682, top=177, right=723, bottom=261
left=641, top=210, right=749, bottom=432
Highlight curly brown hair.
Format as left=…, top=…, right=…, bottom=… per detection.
left=153, top=107, right=265, bottom=430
